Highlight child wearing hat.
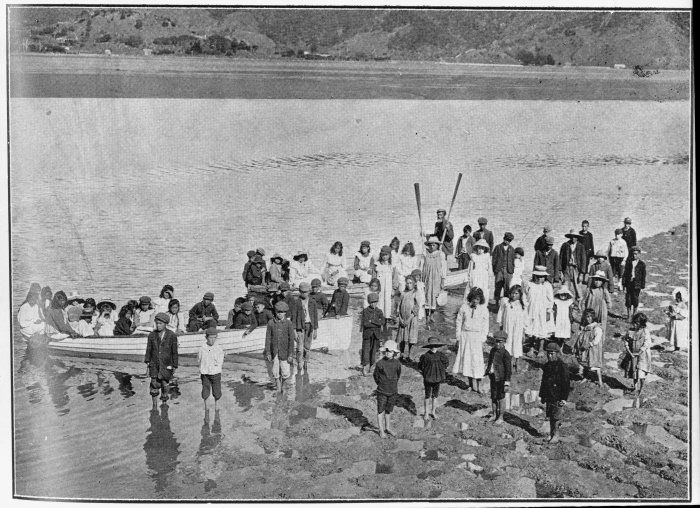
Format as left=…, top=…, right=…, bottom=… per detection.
left=497, top=285, right=527, bottom=370
left=373, top=339, right=402, bottom=438
left=264, top=301, right=297, bottom=394
left=587, top=250, right=615, bottom=293
left=145, top=313, right=178, bottom=406
left=198, top=327, right=224, bottom=410
left=418, top=336, right=449, bottom=423
left=360, top=292, right=385, bottom=376
left=538, top=342, right=570, bottom=443
left=552, top=286, right=575, bottom=348
left=465, top=238, right=491, bottom=301
left=353, top=241, right=376, bottom=284
left=395, top=275, right=420, bottom=361
left=607, top=229, right=629, bottom=291
left=234, top=301, right=257, bottom=331
left=580, top=270, right=611, bottom=337
left=325, top=277, right=349, bottom=318
left=524, top=266, right=555, bottom=357
left=456, top=225, right=475, bottom=270
left=187, top=292, right=219, bottom=332
left=622, top=246, right=646, bottom=322
left=485, top=331, right=512, bottom=424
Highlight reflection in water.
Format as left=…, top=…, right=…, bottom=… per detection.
left=143, top=404, right=180, bottom=493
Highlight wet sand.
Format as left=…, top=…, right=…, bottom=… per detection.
left=9, top=53, right=690, bottom=100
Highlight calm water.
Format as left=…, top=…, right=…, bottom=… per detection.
left=9, top=98, right=690, bottom=498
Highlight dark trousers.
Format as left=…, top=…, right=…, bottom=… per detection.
left=201, top=373, right=222, bottom=400
left=296, top=322, right=313, bottom=364
left=362, top=328, right=381, bottom=366
left=494, top=268, right=513, bottom=301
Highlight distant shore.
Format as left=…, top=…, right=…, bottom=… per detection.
left=9, top=53, right=690, bottom=100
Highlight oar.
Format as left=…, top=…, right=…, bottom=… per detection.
left=414, top=182, right=426, bottom=253
left=439, top=173, right=463, bottom=247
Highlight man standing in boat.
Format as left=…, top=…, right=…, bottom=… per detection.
left=145, top=313, right=179, bottom=407
left=433, top=208, right=454, bottom=259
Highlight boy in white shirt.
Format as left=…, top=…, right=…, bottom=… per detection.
left=198, top=327, right=225, bottom=410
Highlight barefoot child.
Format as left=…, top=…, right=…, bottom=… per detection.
left=620, top=312, right=651, bottom=397
left=373, top=339, right=401, bottom=438
left=574, top=308, right=604, bottom=386
left=497, top=285, right=527, bottom=371
left=264, top=301, right=296, bottom=394
left=485, top=331, right=512, bottom=424
left=418, top=337, right=449, bottom=424
left=198, top=327, right=224, bottom=410
left=396, top=275, right=419, bottom=361
left=360, top=292, right=385, bottom=376
left=539, top=342, right=570, bottom=443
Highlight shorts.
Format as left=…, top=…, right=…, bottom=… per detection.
left=625, top=287, right=641, bottom=308
left=201, top=373, right=222, bottom=400
left=376, top=392, right=396, bottom=414
left=271, top=355, right=291, bottom=380
left=424, top=381, right=440, bottom=399
left=545, top=402, right=564, bottom=421
left=489, top=376, right=506, bottom=401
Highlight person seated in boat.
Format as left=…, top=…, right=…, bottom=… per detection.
left=165, top=299, right=186, bottom=334
left=323, top=241, right=348, bottom=286
left=39, top=286, right=53, bottom=320
left=113, top=305, right=134, bottom=336
left=188, top=292, right=219, bottom=332
left=134, top=296, right=156, bottom=332
left=325, top=277, right=350, bottom=318
left=242, top=250, right=256, bottom=287
left=81, top=298, right=97, bottom=324
left=44, top=291, right=79, bottom=339
left=152, top=285, right=174, bottom=315
left=268, top=253, right=285, bottom=291
left=17, top=285, right=45, bottom=339
left=66, top=291, right=85, bottom=311
left=310, top=278, right=329, bottom=317
left=67, top=306, right=95, bottom=337
left=227, top=297, right=246, bottom=329
left=234, top=301, right=256, bottom=331
left=353, top=240, right=375, bottom=284
left=289, top=251, right=321, bottom=288
left=395, top=241, right=420, bottom=293
left=245, top=254, right=268, bottom=289
left=94, top=300, right=117, bottom=336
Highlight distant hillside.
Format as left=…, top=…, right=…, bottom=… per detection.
left=7, top=8, right=691, bottom=69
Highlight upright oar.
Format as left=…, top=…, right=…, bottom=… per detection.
left=414, top=182, right=426, bottom=253
left=439, top=173, right=463, bottom=246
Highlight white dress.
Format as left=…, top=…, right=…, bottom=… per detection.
left=524, top=281, right=555, bottom=338
left=323, top=253, right=348, bottom=286
left=17, top=302, right=45, bottom=339
left=496, top=298, right=527, bottom=359
left=668, top=301, right=689, bottom=349
left=374, top=262, right=394, bottom=316
left=466, top=252, right=491, bottom=299
left=553, top=298, right=573, bottom=339
left=510, top=257, right=524, bottom=288
left=452, top=302, right=489, bottom=378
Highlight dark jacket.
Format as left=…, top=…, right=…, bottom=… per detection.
left=373, top=357, right=401, bottom=395
left=579, top=230, right=595, bottom=261
left=534, top=234, right=549, bottom=254
left=264, top=317, right=296, bottom=361
left=559, top=241, right=587, bottom=273
left=538, top=358, right=570, bottom=403
left=418, top=351, right=450, bottom=384
left=188, top=301, right=219, bottom=331
left=325, top=288, right=349, bottom=317
left=290, top=297, right=318, bottom=331
left=434, top=220, right=455, bottom=256
left=485, top=347, right=512, bottom=382
left=622, top=227, right=637, bottom=248
left=145, top=328, right=179, bottom=380
left=534, top=249, right=560, bottom=282
left=311, top=291, right=329, bottom=317
left=473, top=228, right=494, bottom=251
left=622, top=258, right=646, bottom=290
left=492, top=242, right=515, bottom=274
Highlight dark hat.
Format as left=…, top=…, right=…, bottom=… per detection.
left=630, top=246, right=642, bottom=253
left=298, top=282, right=311, bottom=293
left=478, top=217, right=488, bottom=225
left=545, top=342, right=560, bottom=353
left=624, top=217, right=632, bottom=224
left=360, top=240, right=370, bottom=248
left=504, top=232, right=514, bottom=241
left=203, top=292, right=214, bottom=301
left=421, top=336, right=447, bottom=348
left=311, top=278, right=322, bottom=287
left=337, top=277, right=349, bottom=286
left=154, top=312, right=170, bottom=324
left=545, top=236, right=555, bottom=245
left=139, top=295, right=151, bottom=304
left=279, top=282, right=291, bottom=291
left=492, top=330, right=508, bottom=342
left=205, top=327, right=218, bottom=336
left=367, top=292, right=379, bottom=303
left=514, top=247, right=524, bottom=256
left=241, top=301, right=253, bottom=311
left=274, top=301, right=289, bottom=312
left=565, top=229, right=582, bottom=239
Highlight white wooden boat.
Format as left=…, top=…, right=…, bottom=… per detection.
left=45, top=315, right=354, bottom=362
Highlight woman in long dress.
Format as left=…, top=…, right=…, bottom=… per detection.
left=421, top=236, right=446, bottom=323
left=496, top=284, right=527, bottom=369
left=323, top=241, right=348, bottom=286
left=452, top=287, right=489, bottom=393
left=667, top=287, right=689, bottom=351
left=374, top=246, right=394, bottom=317
left=524, top=265, right=555, bottom=356
left=465, top=239, right=491, bottom=300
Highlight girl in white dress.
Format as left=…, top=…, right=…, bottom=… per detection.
left=453, top=287, right=489, bottom=394
left=496, top=285, right=527, bottom=370
left=524, top=265, right=555, bottom=356
left=323, top=241, right=348, bottom=286
left=465, top=239, right=491, bottom=300
left=374, top=246, right=394, bottom=318
left=667, top=287, right=689, bottom=351
left=353, top=241, right=375, bottom=284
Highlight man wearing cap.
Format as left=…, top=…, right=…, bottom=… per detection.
left=579, top=220, right=595, bottom=268
left=265, top=301, right=297, bottom=394
left=187, top=292, right=219, bottom=332
left=559, top=230, right=587, bottom=300
left=533, top=236, right=560, bottom=283
left=621, top=218, right=637, bottom=249
left=290, top=281, right=318, bottom=371
left=473, top=217, right=494, bottom=252
left=433, top=208, right=455, bottom=258
left=587, top=250, right=615, bottom=293
left=492, top=232, right=516, bottom=302
left=145, top=312, right=178, bottom=406
left=539, top=342, right=570, bottom=443
left=534, top=226, right=552, bottom=253
left=622, top=246, right=646, bottom=321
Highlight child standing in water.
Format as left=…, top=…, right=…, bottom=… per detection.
left=395, top=275, right=419, bottom=361
left=497, top=285, right=527, bottom=371
left=418, top=337, right=449, bottom=424
left=524, top=265, right=555, bottom=357
left=373, top=339, right=402, bottom=438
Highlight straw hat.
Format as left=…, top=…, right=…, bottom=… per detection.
left=564, top=229, right=582, bottom=239
left=591, top=270, right=608, bottom=282
left=381, top=339, right=400, bottom=353
left=424, top=235, right=442, bottom=246
left=473, top=239, right=490, bottom=252
left=532, top=265, right=549, bottom=277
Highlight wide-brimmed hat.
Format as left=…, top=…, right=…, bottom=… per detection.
left=591, top=270, right=608, bottom=282
left=555, top=286, right=573, bottom=297
left=97, top=299, right=117, bottom=311
left=473, top=239, right=490, bottom=252
left=565, top=229, right=582, bottom=239
left=421, top=336, right=447, bottom=348
left=594, top=249, right=607, bottom=259
left=424, top=236, right=442, bottom=246
left=532, top=265, right=549, bottom=277
left=492, top=330, right=508, bottom=342
left=381, top=339, right=400, bottom=353
left=293, top=250, right=308, bottom=260
left=545, top=342, right=560, bottom=353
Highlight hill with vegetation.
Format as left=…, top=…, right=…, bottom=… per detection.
left=8, top=8, right=691, bottom=69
